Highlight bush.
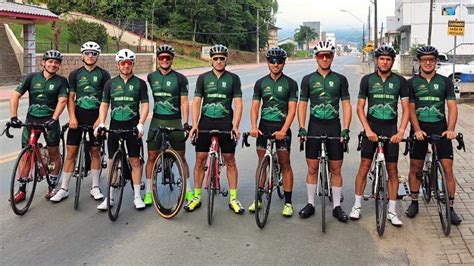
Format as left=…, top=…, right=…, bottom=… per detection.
left=67, top=19, right=108, bottom=48
left=176, top=47, right=185, bottom=56
left=190, top=50, right=200, bottom=58
left=279, top=43, right=296, bottom=57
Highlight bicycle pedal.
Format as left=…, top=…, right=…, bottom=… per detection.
left=140, top=182, right=145, bottom=190
left=363, top=194, right=370, bottom=201
left=221, top=190, right=228, bottom=197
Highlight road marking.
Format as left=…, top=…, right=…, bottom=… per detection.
left=463, top=103, right=474, bottom=110
left=0, top=151, right=20, bottom=164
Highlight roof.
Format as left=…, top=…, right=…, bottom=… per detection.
left=0, top=2, right=59, bottom=23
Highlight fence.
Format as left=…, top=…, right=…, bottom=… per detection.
left=36, top=42, right=154, bottom=54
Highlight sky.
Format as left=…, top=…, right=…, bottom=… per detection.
left=275, top=0, right=395, bottom=38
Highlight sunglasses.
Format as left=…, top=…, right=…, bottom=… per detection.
left=158, top=55, right=173, bottom=61
left=212, top=56, right=227, bottom=62
left=119, top=60, right=133, bottom=66
left=83, top=51, right=99, bottom=57
left=316, top=53, right=334, bottom=60
left=267, top=58, right=285, bottom=65
left=419, top=57, right=436, bottom=63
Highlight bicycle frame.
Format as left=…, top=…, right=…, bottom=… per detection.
left=205, top=135, right=222, bottom=191
left=369, top=140, right=387, bottom=196
left=23, top=127, right=51, bottom=185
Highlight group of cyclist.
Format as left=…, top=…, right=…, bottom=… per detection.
left=9, top=39, right=462, bottom=226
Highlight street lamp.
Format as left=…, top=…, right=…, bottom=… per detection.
left=256, top=8, right=271, bottom=64
left=340, top=9, right=366, bottom=60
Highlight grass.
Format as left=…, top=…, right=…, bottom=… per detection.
left=173, top=55, right=209, bottom=69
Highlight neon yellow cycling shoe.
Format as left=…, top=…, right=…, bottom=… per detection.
left=229, top=199, right=245, bottom=214
left=184, top=197, right=201, bottom=212
left=248, top=200, right=262, bottom=213
left=143, top=192, right=153, bottom=205
left=282, top=203, right=293, bottom=217
left=185, top=191, right=194, bottom=202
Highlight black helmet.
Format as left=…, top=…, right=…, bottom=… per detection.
left=209, top=44, right=228, bottom=57
left=374, top=45, right=396, bottom=58
left=416, top=45, right=438, bottom=59
left=266, top=47, right=287, bottom=59
left=43, top=50, right=63, bottom=62
left=157, top=44, right=175, bottom=57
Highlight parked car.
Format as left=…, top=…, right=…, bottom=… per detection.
left=436, top=63, right=474, bottom=80
left=412, top=52, right=449, bottom=75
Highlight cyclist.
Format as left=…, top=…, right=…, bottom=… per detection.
left=144, top=44, right=192, bottom=206
left=405, top=45, right=462, bottom=225
left=248, top=47, right=298, bottom=217
left=94, top=49, right=149, bottom=210
left=349, top=45, right=409, bottom=226
left=186, top=44, right=245, bottom=214
left=51, top=41, right=111, bottom=202
left=10, top=50, right=69, bottom=202
left=297, top=41, right=352, bottom=222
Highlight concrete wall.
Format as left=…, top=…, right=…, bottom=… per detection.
left=4, top=23, right=23, bottom=74
left=399, top=54, right=414, bottom=76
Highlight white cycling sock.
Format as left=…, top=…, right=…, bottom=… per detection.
left=91, top=169, right=100, bottom=188
left=389, top=200, right=397, bottom=214
left=146, top=178, right=152, bottom=193
left=134, top=185, right=141, bottom=198
left=306, top=183, right=316, bottom=206
left=61, top=172, right=73, bottom=190
left=354, top=194, right=363, bottom=208
left=332, top=186, right=342, bottom=208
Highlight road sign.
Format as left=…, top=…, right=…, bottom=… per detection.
left=448, top=20, right=465, bottom=36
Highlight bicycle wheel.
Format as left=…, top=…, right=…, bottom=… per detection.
left=10, top=145, right=38, bottom=215
left=107, top=151, right=125, bottom=221
left=319, top=158, right=327, bottom=233
left=421, top=170, right=432, bottom=203
left=152, top=149, right=186, bottom=219
left=74, top=142, right=85, bottom=210
left=207, top=154, right=217, bottom=225
left=255, top=155, right=272, bottom=228
left=375, top=162, right=388, bottom=236
left=276, top=171, right=284, bottom=200
left=54, top=133, right=66, bottom=187
left=435, top=161, right=451, bottom=236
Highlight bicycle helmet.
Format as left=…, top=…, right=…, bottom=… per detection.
left=314, top=41, right=335, bottom=55
left=209, top=44, right=228, bottom=57
left=115, top=49, right=136, bottom=63
left=416, top=45, right=439, bottom=59
left=374, top=45, right=396, bottom=58
left=43, top=50, right=63, bottom=62
left=81, top=41, right=101, bottom=54
left=265, top=47, right=287, bottom=59
left=156, top=44, right=175, bottom=57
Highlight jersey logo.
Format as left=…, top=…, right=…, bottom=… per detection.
left=389, top=83, right=393, bottom=89
left=166, top=81, right=171, bottom=87
left=208, top=82, right=216, bottom=87
left=34, top=83, right=42, bottom=89
left=329, top=81, right=334, bottom=87
left=222, top=81, right=227, bottom=88
left=80, top=76, right=87, bottom=81
left=84, top=85, right=90, bottom=91
left=278, top=86, right=283, bottom=92
left=374, top=82, right=380, bottom=86
left=264, top=86, right=271, bottom=93
left=49, top=84, right=55, bottom=90
left=315, top=82, right=321, bottom=87
left=434, top=84, right=439, bottom=90
left=154, top=81, right=160, bottom=85
left=419, top=84, right=426, bottom=90
left=129, top=85, right=134, bottom=91
left=117, top=85, right=123, bottom=90
left=93, top=76, right=98, bottom=82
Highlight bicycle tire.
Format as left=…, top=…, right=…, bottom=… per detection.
left=255, top=155, right=272, bottom=228
left=107, top=151, right=125, bottom=221
left=421, top=170, right=432, bottom=203
left=375, top=162, right=388, bottom=236
left=435, top=161, right=451, bottom=236
left=10, top=145, right=38, bottom=215
left=74, top=142, right=85, bottom=210
left=54, top=133, right=66, bottom=187
left=276, top=171, right=284, bottom=200
left=320, top=157, right=327, bottom=233
left=152, top=149, right=186, bottom=219
left=207, top=154, right=217, bottom=225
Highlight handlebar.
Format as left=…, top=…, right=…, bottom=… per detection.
left=2, top=121, right=49, bottom=139
left=299, top=134, right=349, bottom=153
left=191, top=129, right=236, bottom=146
left=357, top=131, right=411, bottom=155
left=148, top=126, right=190, bottom=143
left=410, top=132, right=466, bottom=152
left=241, top=132, right=290, bottom=148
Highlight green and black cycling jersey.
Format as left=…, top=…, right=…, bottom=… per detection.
left=68, top=66, right=111, bottom=110
left=147, top=69, right=188, bottom=119
left=15, top=72, right=69, bottom=118
left=408, top=74, right=456, bottom=123
left=300, top=70, right=350, bottom=120
left=195, top=70, right=242, bottom=120
left=359, top=72, right=408, bottom=122
left=102, top=75, right=149, bottom=121
left=253, top=74, right=298, bottom=122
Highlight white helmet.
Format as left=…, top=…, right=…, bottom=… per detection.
left=81, top=41, right=101, bottom=54
left=115, top=49, right=136, bottom=63
left=314, top=41, right=335, bottom=55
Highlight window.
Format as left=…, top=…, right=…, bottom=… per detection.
left=467, top=6, right=474, bottom=15
left=442, top=6, right=456, bottom=16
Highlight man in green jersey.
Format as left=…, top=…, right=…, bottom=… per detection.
left=186, top=44, right=245, bottom=214
left=297, top=41, right=352, bottom=222
left=10, top=50, right=69, bottom=202
left=248, top=47, right=298, bottom=217
left=405, top=45, right=462, bottom=225
left=144, top=44, right=191, bottom=206
left=95, top=49, right=149, bottom=210
left=51, top=41, right=111, bottom=202
left=350, top=46, right=409, bottom=226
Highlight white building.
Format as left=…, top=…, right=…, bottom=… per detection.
left=321, top=32, right=336, bottom=46
left=390, top=0, right=474, bottom=54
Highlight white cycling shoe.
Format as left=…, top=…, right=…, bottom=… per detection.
left=50, top=188, right=69, bottom=202
left=387, top=212, right=403, bottom=226
left=134, top=197, right=145, bottom=209
left=349, top=206, right=361, bottom=220
left=90, top=187, right=104, bottom=200
left=97, top=197, right=113, bottom=210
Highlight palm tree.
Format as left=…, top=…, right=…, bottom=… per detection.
left=294, top=25, right=318, bottom=52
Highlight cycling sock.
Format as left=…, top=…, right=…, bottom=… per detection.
left=354, top=194, right=363, bottom=208
left=146, top=178, right=152, bottom=193
left=194, top=188, right=202, bottom=200
left=186, top=181, right=192, bottom=192
left=229, top=189, right=237, bottom=202
left=332, top=186, right=342, bottom=208
left=133, top=185, right=141, bottom=198
left=410, top=191, right=419, bottom=201
left=284, top=191, right=292, bottom=204
left=61, top=172, right=73, bottom=190
left=307, top=183, right=316, bottom=206
left=91, top=169, right=100, bottom=188
left=389, top=200, right=397, bottom=214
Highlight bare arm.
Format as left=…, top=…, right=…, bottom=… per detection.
left=139, top=102, right=149, bottom=125
left=444, top=100, right=458, bottom=139
left=399, top=99, right=410, bottom=133
left=97, top=102, right=109, bottom=125
left=233, top=97, right=243, bottom=129
left=282, top=101, right=296, bottom=133
left=180, top=95, right=189, bottom=124
left=297, top=101, right=308, bottom=129
left=341, top=99, right=352, bottom=130
left=9, top=91, right=21, bottom=118
left=357, top=98, right=377, bottom=141
left=67, top=92, right=78, bottom=128
left=52, top=97, right=67, bottom=121
left=191, top=96, right=202, bottom=127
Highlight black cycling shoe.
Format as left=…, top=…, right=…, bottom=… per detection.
left=298, top=203, right=315, bottom=218
left=405, top=201, right=419, bottom=218
left=450, top=208, right=462, bottom=225
left=332, top=206, right=348, bottom=223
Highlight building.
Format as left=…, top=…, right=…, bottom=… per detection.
left=267, top=24, right=281, bottom=48
left=321, top=32, right=336, bottom=45
left=302, top=21, right=321, bottom=49
left=278, top=38, right=298, bottom=47
left=391, top=0, right=474, bottom=54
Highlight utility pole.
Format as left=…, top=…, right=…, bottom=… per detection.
left=256, top=9, right=260, bottom=64
left=428, top=0, right=434, bottom=45
left=374, top=0, right=378, bottom=48
left=379, top=22, right=383, bottom=45
left=368, top=6, right=371, bottom=43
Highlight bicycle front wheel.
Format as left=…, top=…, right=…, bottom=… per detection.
left=152, top=149, right=186, bottom=219
left=207, top=154, right=218, bottom=225
left=435, top=161, right=451, bottom=236
left=107, top=151, right=125, bottom=221
left=10, top=145, right=38, bottom=215
left=255, top=155, right=272, bottom=228
left=74, top=142, right=85, bottom=210
left=375, top=162, right=388, bottom=236
left=319, top=158, right=327, bottom=233
left=421, top=170, right=432, bottom=203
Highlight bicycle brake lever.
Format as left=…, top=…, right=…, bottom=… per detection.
left=299, top=140, right=305, bottom=152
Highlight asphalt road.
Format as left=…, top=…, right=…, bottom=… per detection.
left=0, top=56, right=438, bottom=265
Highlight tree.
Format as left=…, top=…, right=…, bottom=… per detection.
left=294, top=25, right=318, bottom=51
left=280, top=43, right=296, bottom=57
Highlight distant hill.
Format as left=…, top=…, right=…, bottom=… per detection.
left=278, top=28, right=364, bottom=47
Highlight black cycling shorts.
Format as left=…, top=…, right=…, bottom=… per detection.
left=107, top=118, right=141, bottom=159
left=66, top=107, right=101, bottom=146
left=306, top=118, right=343, bottom=161
left=361, top=119, right=399, bottom=163
left=195, top=115, right=236, bottom=154
left=410, top=121, right=453, bottom=160
left=256, top=119, right=292, bottom=151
